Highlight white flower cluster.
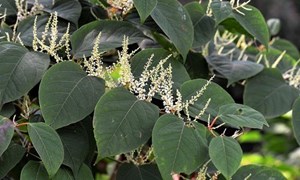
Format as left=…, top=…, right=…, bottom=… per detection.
left=16, top=0, right=44, bottom=21
left=32, top=12, right=71, bottom=63
left=283, top=61, right=300, bottom=89
left=205, top=0, right=252, bottom=17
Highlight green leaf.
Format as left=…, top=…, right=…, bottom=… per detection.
left=0, top=103, right=15, bottom=118
left=209, top=136, right=242, bottom=179
left=39, top=61, right=105, bottom=129
left=52, top=167, right=74, bottom=180
left=267, top=18, right=281, bottom=36
left=211, top=1, right=269, bottom=47
left=77, top=164, right=94, bottom=180
left=271, top=38, right=300, bottom=60
left=185, top=2, right=216, bottom=49
left=180, top=79, right=234, bottom=120
left=261, top=48, right=296, bottom=73
left=20, top=161, right=49, bottom=180
left=151, top=0, right=194, bottom=59
left=93, top=87, right=159, bottom=161
left=185, top=52, right=209, bottom=79
left=133, top=0, right=157, bottom=23
left=42, top=0, right=82, bottom=26
left=0, top=116, right=14, bottom=157
left=152, top=114, right=208, bottom=180
left=218, top=103, right=268, bottom=129
left=244, top=68, right=299, bottom=118
left=232, top=5, right=269, bottom=48
left=17, top=15, right=74, bottom=47
left=58, top=123, right=89, bottom=178
left=0, top=143, right=26, bottom=179
left=0, top=0, right=17, bottom=16
left=292, top=97, right=300, bottom=146
left=206, top=52, right=264, bottom=85
left=116, top=163, right=162, bottom=180
left=0, top=42, right=50, bottom=106
left=71, top=20, right=145, bottom=58
left=131, top=48, right=190, bottom=91
left=232, top=165, right=286, bottom=180
left=28, top=123, right=64, bottom=177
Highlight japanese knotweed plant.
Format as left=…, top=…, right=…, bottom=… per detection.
left=0, top=0, right=298, bottom=179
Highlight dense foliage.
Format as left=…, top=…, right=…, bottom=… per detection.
left=0, top=0, right=300, bottom=179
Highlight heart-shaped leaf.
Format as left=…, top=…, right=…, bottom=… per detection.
left=209, top=136, right=242, bottom=179
left=93, top=87, right=159, bottom=162
left=27, top=123, right=64, bottom=177
left=152, top=114, right=208, bottom=180
left=39, top=61, right=105, bottom=129
left=20, top=161, right=49, bottom=180
left=232, top=165, right=286, bottom=180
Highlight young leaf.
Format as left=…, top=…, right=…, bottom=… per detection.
left=152, top=114, right=208, bottom=180
left=58, top=124, right=89, bottom=178
left=71, top=20, right=145, bottom=58
left=209, top=136, right=242, bottom=179
left=292, top=97, right=300, bottom=146
left=151, top=0, right=194, bottom=59
left=116, top=163, right=162, bottom=180
left=180, top=79, right=234, bottom=120
left=0, top=42, right=50, bottom=106
left=39, top=61, right=105, bottom=129
left=20, top=161, right=49, bottom=180
left=27, top=123, right=64, bottom=177
left=244, top=68, right=299, bottom=118
left=0, top=143, right=26, bottom=179
left=0, top=116, right=14, bottom=157
left=93, top=87, right=159, bottom=162
left=133, top=0, right=157, bottom=23
left=232, top=165, right=286, bottom=180
left=218, top=103, right=269, bottom=129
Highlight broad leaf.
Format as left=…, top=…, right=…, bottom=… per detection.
left=180, top=79, right=234, bottom=120
left=39, top=61, right=105, bottom=129
left=185, top=52, right=209, bottom=79
left=0, top=0, right=17, bottom=16
left=206, top=53, right=264, bottom=85
left=58, top=123, right=89, bottom=177
left=151, top=0, right=194, bottom=59
left=0, top=116, right=14, bottom=157
left=116, top=163, right=162, bottom=180
left=0, top=143, right=26, bottom=179
left=71, top=20, right=145, bottom=58
left=218, top=103, right=268, bottom=129
left=133, top=0, right=157, bottom=23
left=271, top=38, right=300, bottom=60
left=131, top=48, right=190, bottom=91
left=232, top=165, right=286, bottom=180
left=93, top=87, right=159, bottom=161
left=42, top=0, right=82, bottom=26
left=20, top=161, right=49, bottom=180
left=244, top=68, right=299, bottom=118
left=209, top=136, right=242, bottom=179
left=17, top=15, right=75, bottom=47
left=77, top=164, right=94, bottom=180
left=292, top=97, right=300, bottom=145
left=0, top=42, right=50, bottom=106
left=28, top=123, right=64, bottom=177
left=185, top=2, right=216, bottom=49
left=152, top=114, right=208, bottom=180
left=52, top=167, right=74, bottom=180
left=211, top=1, right=269, bottom=47
left=0, top=103, right=15, bottom=118
left=260, top=48, right=296, bottom=73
